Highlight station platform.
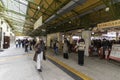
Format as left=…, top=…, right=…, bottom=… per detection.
left=0, top=46, right=120, bottom=80
left=0, top=46, right=75, bottom=80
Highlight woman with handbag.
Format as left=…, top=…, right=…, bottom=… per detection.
left=33, top=40, right=45, bottom=72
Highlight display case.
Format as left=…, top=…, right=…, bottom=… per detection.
left=109, top=44, right=120, bottom=61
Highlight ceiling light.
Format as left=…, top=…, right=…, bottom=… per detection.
left=37, top=6, right=40, bottom=10
left=92, top=32, right=94, bottom=34
left=69, top=21, right=71, bottom=23
left=105, top=7, right=110, bottom=12
left=31, top=19, right=33, bottom=21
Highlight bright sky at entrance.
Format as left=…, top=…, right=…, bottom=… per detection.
left=2, top=0, right=28, bottom=20
left=1, top=0, right=28, bottom=32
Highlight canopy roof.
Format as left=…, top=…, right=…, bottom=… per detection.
left=0, top=0, right=120, bottom=36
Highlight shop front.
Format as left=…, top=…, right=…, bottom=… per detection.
left=95, top=19, right=120, bottom=61
left=0, top=18, right=15, bottom=49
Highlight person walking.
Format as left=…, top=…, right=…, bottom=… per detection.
left=53, top=41, right=59, bottom=55
left=15, top=40, right=18, bottom=48
left=33, top=40, right=45, bottom=72
left=24, top=39, right=29, bottom=52
left=18, top=39, right=21, bottom=48
left=29, top=40, right=33, bottom=50
left=63, top=39, right=69, bottom=59
left=75, top=39, right=85, bottom=66
left=102, top=38, right=108, bottom=59
left=21, top=39, right=25, bottom=48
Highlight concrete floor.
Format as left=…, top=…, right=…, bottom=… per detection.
left=0, top=46, right=74, bottom=80
left=47, top=49, right=120, bottom=80
left=1, top=45, right=120, bottom=80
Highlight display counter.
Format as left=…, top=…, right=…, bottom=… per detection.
left=109, top=44, right=120, bottom=61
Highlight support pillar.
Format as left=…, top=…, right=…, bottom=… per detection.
left=82, top=30, right=91, bottom=56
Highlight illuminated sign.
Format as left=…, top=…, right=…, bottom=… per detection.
left=97, top=19, right=120, bottom=29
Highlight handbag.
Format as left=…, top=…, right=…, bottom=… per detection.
left=35, top=44, right=41, bottom=53
left=36, top=49, right=41, bottom=53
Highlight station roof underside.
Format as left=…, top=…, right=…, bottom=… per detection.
left=0, top=0, right=120, bottom=36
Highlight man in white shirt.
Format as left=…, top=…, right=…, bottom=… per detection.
left=75, top=38, right=85, bottom=66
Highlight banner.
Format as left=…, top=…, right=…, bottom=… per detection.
left=97, top=19, right=120, bottom=29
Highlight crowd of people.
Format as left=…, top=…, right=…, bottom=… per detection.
left=16, top=37, right=118, bottom=69
left=15, top=39, right=36, bottom=52
left=50, top=38, right=86, bottom=66
left=49, top=38, right=120, bottom=65
left=15, top=37, right=119, bottom=70
left=50, top=38, right=71, bottom=56
left=89, top=38, right=120, bottom=58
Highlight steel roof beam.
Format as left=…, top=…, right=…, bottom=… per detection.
left=44, top=0, right=86, bottom=24
left=32, top=0, right=43, bottom=18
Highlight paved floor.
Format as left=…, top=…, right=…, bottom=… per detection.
left=47, top=49, right=120, bottom=80
left=1, top=46, right=120, bottom=80
left=0, top=46, right=74, bottom=80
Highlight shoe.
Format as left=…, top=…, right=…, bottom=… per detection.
left=38, top=69, right=42, bottom=72
left=80, top=64, right=84, bottom=66
left=78, top=63, right=83, bottom=66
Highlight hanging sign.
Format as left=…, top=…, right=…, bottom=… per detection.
left=34, top=16, right=42, bottom=29
left=97, top=19, right=120, bottom=29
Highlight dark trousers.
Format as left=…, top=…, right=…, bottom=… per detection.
left=43, top=51, right=46, bottom=60
left=30, top=46, right=32, bottom=50
left=16, top=44, right=18, bottom=48
left=18, top=44, right=21, bottom=48
left=25, top=45, right=28, bottom=52
left=54, top=47, right=58, bottom=55
left=22, top=44, right=24, bottom=48
left=103, top=46, right=107, bottom=58
left=78, top=50, right=84, bottom=65
left=63, top=53, right=68, bottom=59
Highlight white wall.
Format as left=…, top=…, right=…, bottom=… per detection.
left=0, top=17, right=15, bottom=49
